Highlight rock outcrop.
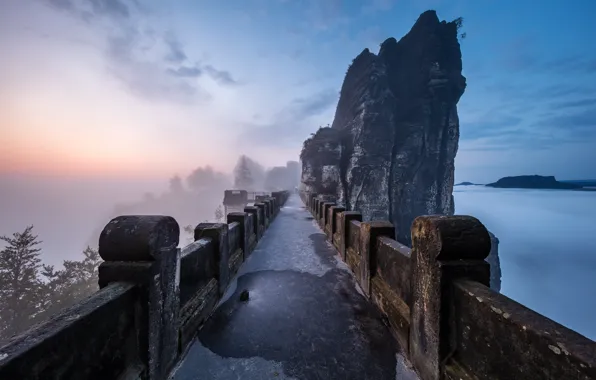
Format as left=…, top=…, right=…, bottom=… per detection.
left=486, top=175, right=582, bottom=190
left=487, top=231, right=502, bottom=292
left=300, top=10, right=466, bottom=245
left=300, top=127, right=344, bottom=195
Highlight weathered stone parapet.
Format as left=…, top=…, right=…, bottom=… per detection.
left=178, top=238, right=217, bottom=351
left=263, top=199, right=273, bottom=221
left=373, top=236, right=412, bottom=350
left=0, top=283, right=141, bottom=380
left=99, top=215, right=180, bottom=262
left=409, top=215, right=490, bottom=380
left=244, top=206, right=261, bottom=240
left=228, top=212, right=250, bottom=258
left=308, top=193, right=318, bottom=210
left=254, top=202, right=267, bottom=232
left=328, top=206, right=345, bottom=243
left=99, top=215, right=181, bottom=380
left=194, top=223, right=230, bottom=296
left=298, top=191, right=596, bottom=380
left=358, top=221, right=395, bottom=296
left=338, top=211, right=362, bottom=260
left=447, top=280, right=596, bottom=380
left=321, top=202, right=336, bottom=229
left=0, top=215, right=184, bottom=380
left=0, top=189, right=292, bottom=380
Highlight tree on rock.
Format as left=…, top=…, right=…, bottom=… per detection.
left=0, top=225, right=43, bottom=341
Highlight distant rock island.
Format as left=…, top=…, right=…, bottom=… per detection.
left=455, top=181, right=479, bottom=186
left=486, top=175, right=582, bottom=190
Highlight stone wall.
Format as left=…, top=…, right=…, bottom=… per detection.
left=0, top=191, right=290, bottom=380
left=300, top=190, right=596, bottom=380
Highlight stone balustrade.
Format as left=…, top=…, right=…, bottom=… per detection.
left=0, top=191, right=290, bottom=380
left=301, top=190, right=596, bottom=380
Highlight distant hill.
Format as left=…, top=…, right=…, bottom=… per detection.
left=560, top=179, right=596, bottom=187
left=486, top=175, right=582, bottom=190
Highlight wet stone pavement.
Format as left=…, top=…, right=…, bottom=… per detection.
left=170, top=194, right=419, bottom=380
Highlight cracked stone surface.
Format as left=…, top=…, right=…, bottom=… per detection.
left=171, top=194, right=419, bottom=380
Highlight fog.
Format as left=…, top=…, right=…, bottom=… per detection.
left=0, top=156, right=301, bottom=268
left=454, top=185, right=596, bottom=340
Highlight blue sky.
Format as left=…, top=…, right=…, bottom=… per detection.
left=1, top=0, right=595, bottom=183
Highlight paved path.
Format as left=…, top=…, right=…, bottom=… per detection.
left=171, top=194, right=418, bottom=380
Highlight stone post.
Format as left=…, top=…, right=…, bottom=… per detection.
left=409, top=215, right=491, bottom=380
left=227, top=212, right=250, bottom=259
left=194, top=223, right=230, bottom=296
left=269, top=197, right=277, bottom=215
left=338, top=211, right=362, bottom=260
left=244, top=206, right=260, bottom=240
left=322, top=202, right=336, bottom=231
left=98, top=215, right=180, bottom=380
left=255, top=202, right=267, bottom=230
left=328, top=206, right=345, bottom=241
left=359, top=221, right=395, bottom=296
left=271, top=191, right=282, bottom=208
left=263, top=199, right=273, bottom=221
left=309, top=193, right=318, bottom=211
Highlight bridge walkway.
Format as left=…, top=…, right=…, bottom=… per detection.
left=171, top=194, right=419, bottom=380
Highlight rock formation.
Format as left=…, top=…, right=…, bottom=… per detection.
left=487, top=231, right=502, bottom=292
left=300, top=10, right=466, bottom=245
left=486, top=175, right=582, bottom=190
left=300, top=127, right=343, bottom=195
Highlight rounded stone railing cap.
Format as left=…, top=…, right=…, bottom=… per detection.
left=411, top=215, right=490, bottom=261
left=99, top=215, right=180, bottom=262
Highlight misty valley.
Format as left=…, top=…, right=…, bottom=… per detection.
left=1, top=1, right=595, bottom=380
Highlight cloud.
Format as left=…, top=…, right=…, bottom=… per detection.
left=88, top=0, right=130, bottom=19
left=39, top=0, right=238, bottom=103
left=501, top=36, right=596, bottom=74
left=461, top=109, right=523, bottom=141
left=203, top=65, right=239, bottom=86
left=361, top=0, right=395, bottom=14
left=238, top=88, right=338, bottom=147
left=163, top=32, right=188, bottom=63
left=538, top=107, right=596, bottom=130
left=550, top=98, right=596, bottom=109
left=167, top=66, right=202, bottom=78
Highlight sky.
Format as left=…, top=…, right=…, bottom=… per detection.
left=1, top=0, right=595, bottom=185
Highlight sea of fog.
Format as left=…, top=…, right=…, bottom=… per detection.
left=1, top=175, right=594, bottom=340
left=0, top=174, right=169, bottom=267
left=454, top=185, right=596, bottom=341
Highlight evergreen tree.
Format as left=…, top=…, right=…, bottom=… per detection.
left=0, top=226, right=43, bottom=342
left=169, top=175, right=184, bottom=193
left=234, top=155, right=254, bottom=190
left=38, top=246, right=101, bottom=318
left=214, top=205, right=224, bottom=222
left=183, top=225, right=195, bottom=245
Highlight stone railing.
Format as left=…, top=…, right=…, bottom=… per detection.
left=0, top=191, right=290, bottom=380
left=301, top=191, right=596, bottom=380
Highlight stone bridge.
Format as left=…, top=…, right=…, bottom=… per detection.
left=0, top=191, right=594, bottom=380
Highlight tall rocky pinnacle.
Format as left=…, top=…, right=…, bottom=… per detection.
left=300, top=10, right=466, bottom=246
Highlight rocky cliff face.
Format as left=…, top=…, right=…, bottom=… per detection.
left=301, top=10, right=466, bottom=245
left=487, top=231, right=502, bottom=292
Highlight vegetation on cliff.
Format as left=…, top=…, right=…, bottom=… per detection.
left=0, top=226, right=101, bottom=345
